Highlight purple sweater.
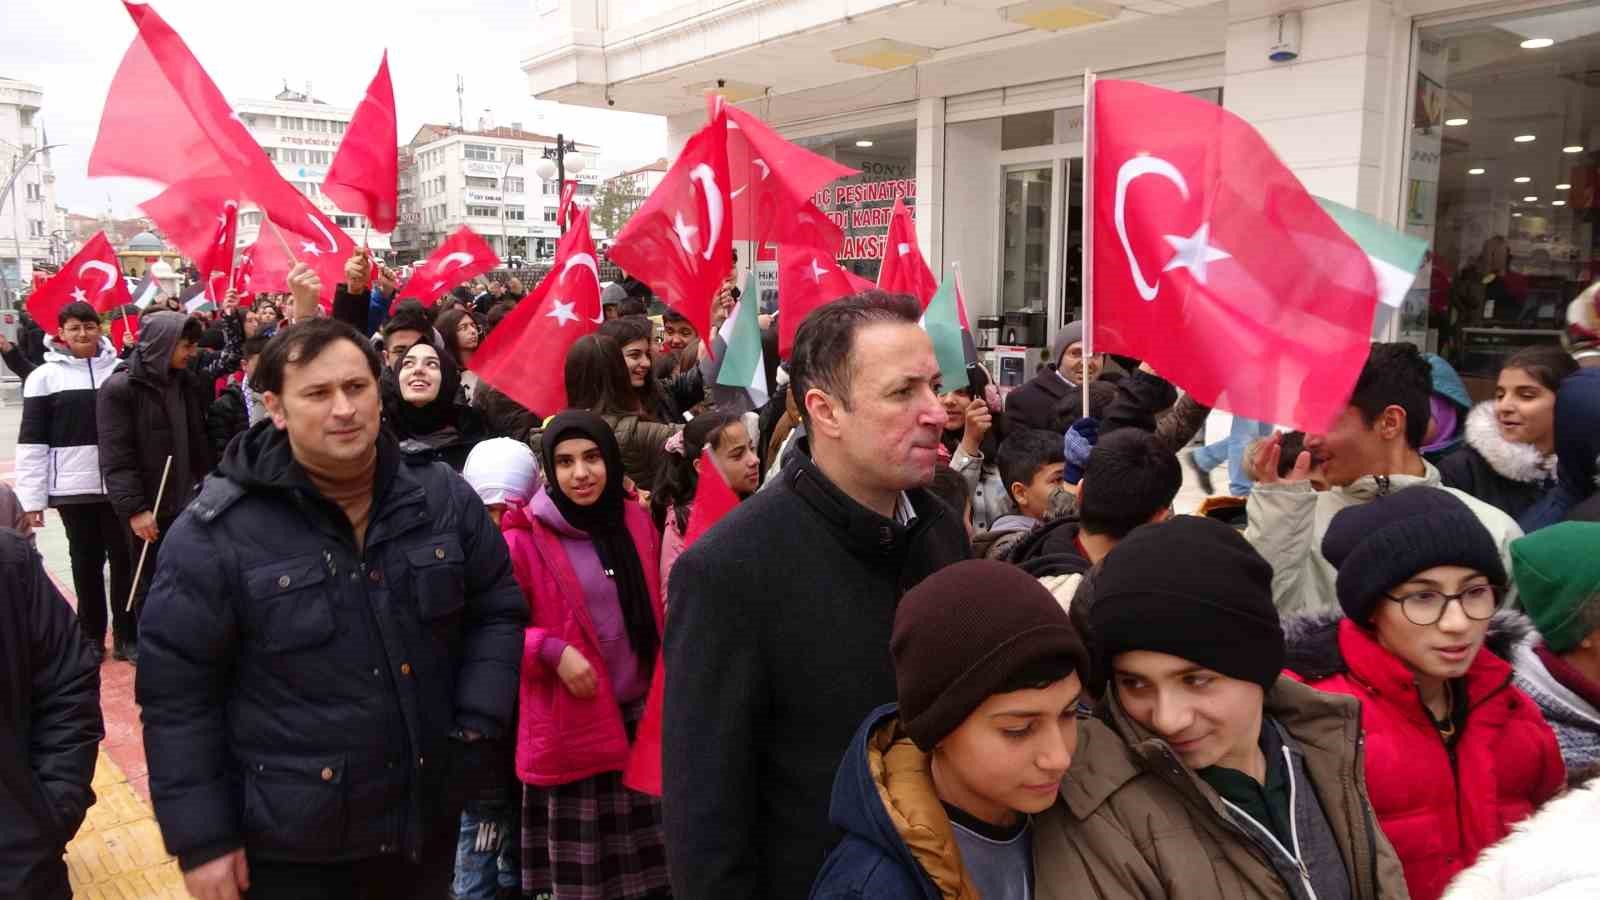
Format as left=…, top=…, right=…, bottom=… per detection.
left=531, top=491, right=648, bottom=704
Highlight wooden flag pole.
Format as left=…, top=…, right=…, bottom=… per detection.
left=125, top=454, right=173, bottom=613
left=1081, top=67, right=1097, bottom=419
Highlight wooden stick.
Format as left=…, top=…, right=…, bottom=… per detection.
left=266, top=218, right=299, bottom=264
left=126, top=454, right=173, bottom=613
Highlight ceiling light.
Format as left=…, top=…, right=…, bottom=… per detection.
left=1468, top=167, right=1486, bottom=175
left=1514, top=176, right=1531, bottom=183
left=1513, top=212, right=1523, bottom=217
left=1445, top=117, right=1470, bottom=127
left=1514, top=134, right=1537, bottom=143
left=685, top=79, right=767, bottom=103
left=832, top=38, right=935, bottom=70
left=1520, top=37, right=1555, bottom=49
left=1557, top=183, right=1572, bottom=190
left=854, top=140, right=874, bottom=148
left=1565, top=145, right=1585, bottom=154
left=1553, top=200, right=1567, bottom=206
left=1002, top=0, right=1121, bottom=30
left=1524, top=196, right=1539, bottom=202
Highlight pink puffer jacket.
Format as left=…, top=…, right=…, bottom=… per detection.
left=503, top=498, right=663, bottom=787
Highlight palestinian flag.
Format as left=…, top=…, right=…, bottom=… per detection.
left=1315, top=198, right=1429, bottom=310
left=921, top=273, right=968, bottom=395
left=180, top=281, right=215, bottom=314
left=713, top=270, right=769, bottom=408
left=129, top=271, right=162, bottom=309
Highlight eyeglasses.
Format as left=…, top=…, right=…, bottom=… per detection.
left=1383, top=584, right=1502, bottom=626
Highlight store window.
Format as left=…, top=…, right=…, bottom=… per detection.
left=1405, top=5, right=1599, bottom=376
left=794, top=122, right=917, bottom=283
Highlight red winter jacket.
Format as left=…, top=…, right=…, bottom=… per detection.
left=1297, top=619, right=1563, bottom=900
left=502, top=497, right=664, bottom=788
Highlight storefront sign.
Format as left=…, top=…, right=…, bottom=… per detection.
left=465, top=189, right=503, bottom=204
left=810, top=171, right=919, bottom=261
left=463, top=160, right=504, bottom=178
left=281, top=135, right=337, bottom=147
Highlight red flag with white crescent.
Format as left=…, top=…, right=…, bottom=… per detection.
left=396, top=227, right=500, bottom=307
left=26, top=233, right=132, bottom=323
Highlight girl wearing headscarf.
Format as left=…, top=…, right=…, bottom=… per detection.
left=380, top=337, right=486, bottom=471
left=504, top=411, right=668, bottom=899
left=649, top=410, right=761, bottom=592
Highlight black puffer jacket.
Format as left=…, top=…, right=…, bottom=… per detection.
left=1438, top=402, right=1558, bottom=525
left=0, top=530, right=103, bottom=900
left=135, top=422, right=527, bottom=871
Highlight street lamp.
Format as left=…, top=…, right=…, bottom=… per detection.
left=532, top=133, right=587, bottom=235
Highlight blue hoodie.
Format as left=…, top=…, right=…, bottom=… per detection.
left=810, top=704, right=971, bottom=900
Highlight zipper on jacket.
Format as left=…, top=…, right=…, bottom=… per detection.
left=1216, top=791, right=1318, bottom=896
left=323, top=549, right=338, bottom=579
left=1281, top=745, right=1319, bottom=900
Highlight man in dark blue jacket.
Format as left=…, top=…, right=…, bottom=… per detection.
left=135, top=317, right=527, bottom=900
left=0, top=529, right=103, bottom=900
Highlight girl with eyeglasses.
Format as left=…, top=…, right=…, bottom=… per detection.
left=1283, top=487, right=1564, bottom=900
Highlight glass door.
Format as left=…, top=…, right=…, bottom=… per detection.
left=1001, top=166, right=1054, bottom=314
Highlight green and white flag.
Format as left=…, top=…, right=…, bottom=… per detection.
left=715, top=270, right=769, bottom=408
left=130, top=271, right=161, bottom=309
left=1315, top=197, right=1429, bottom=309
left=921, top=273, right=969, bottom=395
left=180, top=281, right=215, bottom=315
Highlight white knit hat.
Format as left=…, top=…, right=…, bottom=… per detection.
left=462, top=438, right=538, bottom=506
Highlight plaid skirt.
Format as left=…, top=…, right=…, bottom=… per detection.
left=521, top=698, right=670, bottom=900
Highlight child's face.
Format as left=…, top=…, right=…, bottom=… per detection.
left=1011, top=463, right=1065, bottom=519
left=931, top=672, right=1083, bottom=826
left=1371, top=565, right=1495, bottom=682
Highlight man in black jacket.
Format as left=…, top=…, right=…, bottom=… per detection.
left=136, top=318, right=527, bottom=900
left=205, top=334, right=269, bottom=457
left=0, top=529, right=104, bottom=900
left=95, top=310, right=213, bottom=662
left=664, top=291, right=971, bottom=900
left=1003, top=320, right=1109, bottom=433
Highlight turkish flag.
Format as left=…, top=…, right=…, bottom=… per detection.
left=876, top=197, right=941, bottom=308
left=27, top=233, right=131, bottom=323
left=239, top=233, right=292, bottom=295
left=109, top=308, right=141, bottom=353
left=1089, top=79, right=1378, bottom=432
left=89, top=1, right=353, bottom=304
left=557, top=180, right=578, bottom=232
left=777, top=244, right=874, bottom=358
left=714, top=97, right=856, bottom=254
left=609, top=110, right=732, bottom=345
left=323, top=51, right=398, bottom=233
left=397, top=227, right=500, bottom=306
left=139, top=179, right=239, bottom=305
left=470, top=208, right=602, bottom=416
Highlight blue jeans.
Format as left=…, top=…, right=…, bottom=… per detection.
left=1192, top=416, right=1273, bottom=497
left=453, top=804, right=516, bottom=899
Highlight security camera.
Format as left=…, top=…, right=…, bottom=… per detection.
left=717, top=78, right=726, bottom=88
left=1269, top=12, right=1301, bottom=63
left=607, top=97, right=616, bottom=107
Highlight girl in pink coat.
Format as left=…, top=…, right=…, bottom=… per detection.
left=503, top=410, right=668, bottom=899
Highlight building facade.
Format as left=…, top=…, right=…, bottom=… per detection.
left=0, top=76, right=63, bottom=303
left=404, top=123, right=610, bottom=262
left=523, top=0, right=1600, bottom=384
left=233, top=85, right=391, bottom=256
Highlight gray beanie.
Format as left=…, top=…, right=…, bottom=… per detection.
left=1051, top=321, right=1085, bottom=369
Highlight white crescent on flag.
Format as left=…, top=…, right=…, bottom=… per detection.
left=562, top=252, right=599, bottom=282
left=78, top=260, right=119, bottom=295
left=688, top=163, right=724, bottom=262
left=441, top=252, right=476, bottom=271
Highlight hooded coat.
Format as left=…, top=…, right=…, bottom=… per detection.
left=134, top=421, right=527, bottom=871
left=1423, top=355, right=1473, bottom=463
left=16, top=335, right=121, bottom=512
left=1033, top=677, right=1409, bottom=900
left=663, top=441, right=971, bottom=900
left=1244, top=460, right=1523, bottom=616
left=96, top=311, right=215, bottom=524
left=810, top=705, right=983, bottom=900
left=1438, top=402, right=1558, bottom=525
left=1283, top=613, right=1565, bottom=900
left=1520, top=368, right=1600, bottom=529
left=0, top=531, right=103, bottom=900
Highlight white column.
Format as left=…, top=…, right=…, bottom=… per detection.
left=1223, top=0, right=1398, bottom=214
left=915, top=97, right=947, bottom=272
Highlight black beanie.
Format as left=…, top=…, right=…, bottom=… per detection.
left=1321, top=487, right=1506, bottom=623
left=1090, top=516, right=1283, bottom=690
left=892, top=559, right=1090, bottom=752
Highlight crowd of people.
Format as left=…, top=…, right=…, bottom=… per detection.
left=3, top=246, right=1600, bottom=900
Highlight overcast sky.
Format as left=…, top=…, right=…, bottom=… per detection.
left=2, top=0, right=668, bottom=218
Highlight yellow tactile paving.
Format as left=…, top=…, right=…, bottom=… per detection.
left=67, top=751, right=187, bottom=899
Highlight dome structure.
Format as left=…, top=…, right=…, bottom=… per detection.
left=126, top=231, right=166, bottom=252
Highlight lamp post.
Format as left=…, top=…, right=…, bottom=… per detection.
left=533, top=134, right=586, bottom=239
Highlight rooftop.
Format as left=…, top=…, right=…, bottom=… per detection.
left=407, top=122, right=598, bottom=150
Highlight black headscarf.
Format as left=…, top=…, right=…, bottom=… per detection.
left=540, top=410, right=659, bottom=672
left=381, top=337, right=464, bottom=439
left=940, top=364, right=1002, bottom=458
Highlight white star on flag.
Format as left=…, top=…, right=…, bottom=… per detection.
left=301, top=241, right=322, bottom=257
left=71, top=287, right=88, bottom=304
left=673, top=212, right=699, bottom=254
left=546, top=299, right=579, bottom=327
left=1162, top=224, right=1230, bottom=284
left=810, top=259, right=827, bottom=282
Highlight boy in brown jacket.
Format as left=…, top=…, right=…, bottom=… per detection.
left=1033, top=517, right=1410, bottom=900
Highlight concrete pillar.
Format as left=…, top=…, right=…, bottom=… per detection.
left=1223, top=0, right=1397, bottom=214
left=915, top=97, right=947, bottom=271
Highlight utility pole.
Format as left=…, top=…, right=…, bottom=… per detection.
left=456, top=75, right=465, bottom=133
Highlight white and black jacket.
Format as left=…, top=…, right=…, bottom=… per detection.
left=15, top=337, right=121, bottom=512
